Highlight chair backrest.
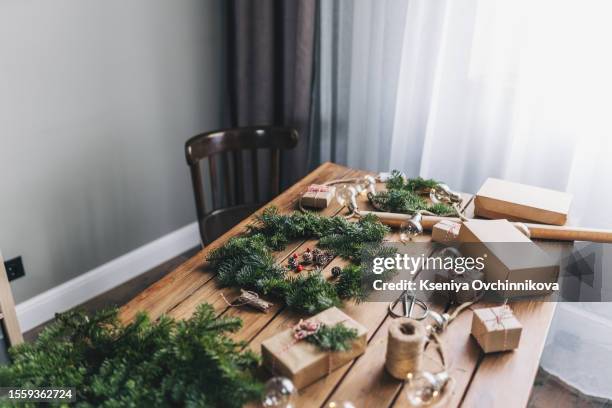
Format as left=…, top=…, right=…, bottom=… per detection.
left=185, top=125, right=298, bottom=231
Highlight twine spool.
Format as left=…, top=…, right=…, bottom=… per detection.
left=385, top=318, right=427, bottom=380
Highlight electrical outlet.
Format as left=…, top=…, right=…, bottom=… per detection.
left=3, top=257, right=25, bottom=281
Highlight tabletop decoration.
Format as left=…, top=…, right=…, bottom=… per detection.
left=207, top=207, right=395, bottom=315
left=471, top=305, right=523, bottom=353
left=261, top=307, right=366, bottom=389
left=302, top=184, right=336, bottom=209
left=368, top=170, right=461, bottom=216
left=0, top=304, right=262, bottom=407
left=385, top=318, right=427, bottom=380
left=431, top=219, right=462, bottom=243
left=222, top=288, right=274, bottom=313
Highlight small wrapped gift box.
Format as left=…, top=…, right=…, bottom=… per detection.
left=261, top=307, right=367, bottom=389
left=471, top=306, right=522, bottom=353
left=432, top=220, right=461, bottom=243
left=301, top=184, right=336, bottom=209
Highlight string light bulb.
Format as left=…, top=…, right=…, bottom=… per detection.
left=400, top=213, right=424, bottom=242
left=405, top=371, right=449, bottom=407
left=357, top=175, right=377, bottom=195
left=326, top=401, right=356, bottom=408
left=261, top=377, right=297, bottom=408
left=335, top=185, right=358, bottom=210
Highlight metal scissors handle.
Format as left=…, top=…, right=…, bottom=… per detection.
left=388, top=290, right=429, bottom=320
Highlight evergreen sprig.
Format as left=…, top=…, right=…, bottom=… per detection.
left=369, top=170, right=455, bottom=215
left=0, top=304, right=262, bottom=407
left=285, top=272, right=341, bottom=315
left=306, top=323, right=358, bottom=352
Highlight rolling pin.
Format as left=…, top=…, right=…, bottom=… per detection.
left=357, top=210, right=612, bottom=243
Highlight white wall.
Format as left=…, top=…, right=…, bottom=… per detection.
left=0, top=0, right=225, bottom=303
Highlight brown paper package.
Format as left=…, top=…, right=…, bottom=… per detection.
left=431, top=220, right=461, bottom=243
left=261, top=307, right=367, bottom=389
left=471, top=306, right=522, bottom=353
left=301, top=185, right=336, bottom=209
left=474, top=178, right=572, bottom=225
left=458, top=219, right=559, bottom=297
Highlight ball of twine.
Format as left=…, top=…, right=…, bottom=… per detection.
left=385, top=318, right=427, bottom=380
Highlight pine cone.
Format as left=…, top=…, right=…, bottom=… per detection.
left=314, top=251, right=330, bottom=266
left=288, top=256, right=298, bottom=269
left=301, top=250, right=313, bottom=264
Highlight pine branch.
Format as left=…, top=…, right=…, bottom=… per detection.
left=285, top=272, right=341, bottom=315
left=370, top=171, right=455, bottom=216
left=0, top=304, right=262, bottom=407
left=208, top=207, right=394, bottom=312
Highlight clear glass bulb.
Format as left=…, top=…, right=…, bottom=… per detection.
left=326, top=401, right=356, bottom=408
left=399, top=214, right=423, bottom=243
left=261, top=377, right=297, bottom=408
left=362, top=175, right=377, bottom=195
left=405, top=371, right=449, bottom=407
left=335, top=185, right=357, bottom=209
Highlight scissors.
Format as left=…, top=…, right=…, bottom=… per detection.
left=388, top=290, right=429, bottom=320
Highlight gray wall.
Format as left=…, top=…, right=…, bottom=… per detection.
left=0, top=0, right=225, bottom=302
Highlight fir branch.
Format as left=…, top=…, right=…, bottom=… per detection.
left=370, top=185, right=455, bottom=216
left=285, top=272, right=341, bottom=315
left=0, top=304, right=262, bottom=407
left=385, top=170, right=443, bottom=192
left=334, top=264, right=368, bottom=302
left=335, top=244, right=398, bottom=302
left=306, top=323, right=358, bottom=352
left=405, top=176, right=442, bottom=192
left=208, top=207, right=393, bottom=313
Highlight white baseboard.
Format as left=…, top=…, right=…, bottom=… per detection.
left=16, top=222, right=200, bottom=333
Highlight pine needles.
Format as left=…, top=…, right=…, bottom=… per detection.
left=208, top=207, right=394, bottom=315
left=0, top=304, right=262, bottom=407
left=369, top=170, right=455, bottom=215
left=285, top=272, right=341, bottom=315
left=306, top=323, right=358, bottom=352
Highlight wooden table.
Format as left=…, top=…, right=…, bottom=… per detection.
left=120, top=163, right=557, bottom=408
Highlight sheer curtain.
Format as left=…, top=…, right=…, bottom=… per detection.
left=314, top=0, right=612, bottom=399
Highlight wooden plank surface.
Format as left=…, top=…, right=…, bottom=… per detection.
left=120, top=163, right=559, bottom=408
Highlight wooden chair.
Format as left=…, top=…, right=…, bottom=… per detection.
left=185, top=126, right=299, bottom=245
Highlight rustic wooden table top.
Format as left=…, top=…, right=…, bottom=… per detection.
left=120, top=162, right=558, bottom=408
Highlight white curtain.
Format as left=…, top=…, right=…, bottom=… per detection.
left=314, top=0, right=612, bottom=400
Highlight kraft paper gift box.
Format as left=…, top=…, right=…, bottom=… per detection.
left=432, top=220, right=461, bottom=243
left=474, top=178, right=572, bottom=225
left=301, top=184, right=336, bottom=209
left=261, top=307, right=367, bottom=389
left=458, top=219, right=559, bottom=298
left=471, top=305, right=522, bottom=353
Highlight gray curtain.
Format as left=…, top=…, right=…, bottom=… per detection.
left=226, top=0, right=317, bottom=187
left=310, top=0, right=410, bottom=173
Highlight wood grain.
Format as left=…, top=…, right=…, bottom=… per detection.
left=120, top=164, right=559, bottom=408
